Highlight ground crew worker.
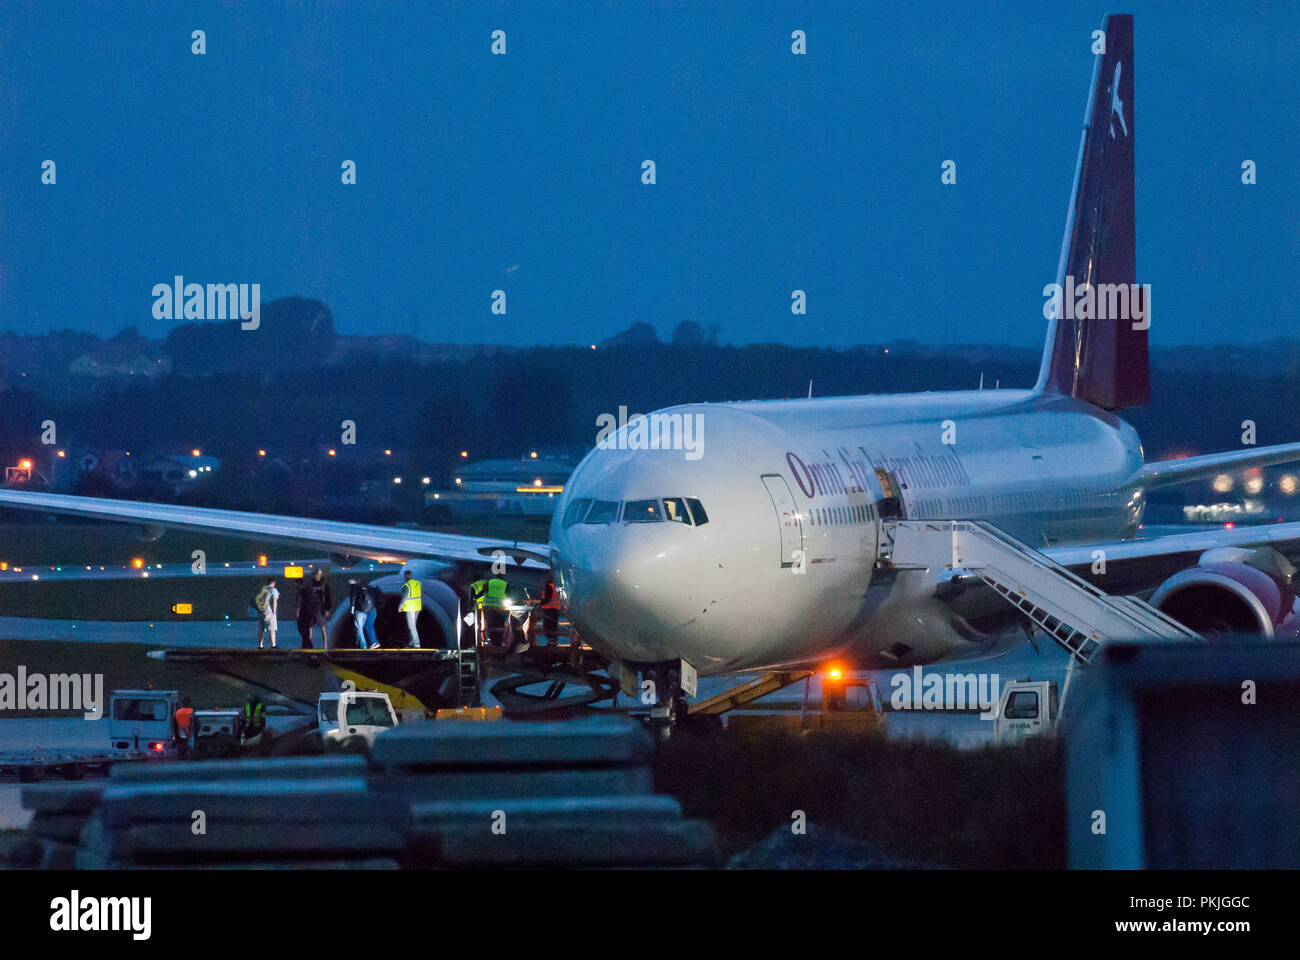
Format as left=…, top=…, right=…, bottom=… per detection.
left=174, top=696, right=194, bottom=756
left=308, top=569, right=332, bottom=649
left=242, top=695, right=266, bottom=741
left=482, top=575, right=510, bottom=647
left=539, top=579, right=561, bottom=646
left=399, top=570, right=422, bottom=648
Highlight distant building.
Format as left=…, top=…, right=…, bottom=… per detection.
left=140, top=452, right=219, bottom=492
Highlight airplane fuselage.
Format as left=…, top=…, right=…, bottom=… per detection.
left=550, top=389, right=1145, bottom=675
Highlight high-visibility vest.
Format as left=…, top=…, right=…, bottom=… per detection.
left=243, top=701, right=265, bottom=730
left=541, top=582, right=561, bottom=611
left=469, top=579, right=488, bottom=609
left=484, top=578, right=509, bottom=608
left=175, top=707, right=194, bottom=734
left=399, top=578, right=423, bottom=612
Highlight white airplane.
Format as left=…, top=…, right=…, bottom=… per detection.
left=3, top=14, right=1299, bottom=718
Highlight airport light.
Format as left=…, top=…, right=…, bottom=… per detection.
left=1212, top=474, right=1233, bottom=493
left=258, top=449, right=266, bottom=457
left=192, top=449, right=201, bottom=457
left=385, top=449, right=392, bottom=456
left=393, top=476, right=402, bottom=484
left=530, top=451, right=538, bottom=459
left=1245, top=475, right=1264, bottom=495
left=328, top=449, right=336, bottom=456
left=188, top=470, right=197, bottom=478
left=18, top=459, right=32, bottom=471
left=1282, top=475, right=1298, bottom=495
left=422, top=477, right=430, bottom=484
left=172, top=603, right=193, bottom=615
left=284, top=566, right=304, bottom=579
left=131, top=558, right=145, bottom=569
left=56, top=450, right=65, bottom=458
left=460, top=450, right=468, bottom=458
left=257, top=555, right=268, bottom=567
left=534, top=478, right=543, bottom=487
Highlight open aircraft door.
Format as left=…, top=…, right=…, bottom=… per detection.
left=761, top=474, right=805, bottom=568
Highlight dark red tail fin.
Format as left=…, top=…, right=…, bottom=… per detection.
left=1035, top=14, right=1148, bottom=410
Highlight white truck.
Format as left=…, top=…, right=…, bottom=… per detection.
left=992, top=679, right=1061, bottom=744
left=108, top=689, right=183, bottom=757
left=317, top=689, right=398, bottom=749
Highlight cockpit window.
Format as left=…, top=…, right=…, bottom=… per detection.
left=584, top=500, right=620, bottom=523
left=562, top=498, right=592, bottom=527
left=663, top=497, right=690, bottom=523
left=685, top=498, right=709, bottom=526
left=624, top=499, right=664, bottom=522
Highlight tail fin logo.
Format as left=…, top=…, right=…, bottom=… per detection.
left=1109, top=62, right=1128, bottom=139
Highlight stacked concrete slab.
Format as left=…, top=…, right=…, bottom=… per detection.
left=374, top=715, right=718, bottom=866
left=14, top=715, right=717, bottom=868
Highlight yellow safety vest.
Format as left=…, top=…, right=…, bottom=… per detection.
left=399, top=578, right=423, bottom=612
left=484, top=578, right=509, bottom=608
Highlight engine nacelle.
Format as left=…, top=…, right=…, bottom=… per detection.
left=1150, top=547, right=1299, bottom=639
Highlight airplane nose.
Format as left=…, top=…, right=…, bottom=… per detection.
left=556, top=527, right=708, bottom=663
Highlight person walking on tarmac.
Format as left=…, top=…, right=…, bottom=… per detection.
left=255, top=577, right=279, bottom=648
left=295, top=581, right=315, bottom=649
left=399, top=570, right=422, bottom=648
left=348, top=577, right=379, bottom=650
left=308, top=569, right=332, bottom=649
left=174, top=696, right=194, bottom=757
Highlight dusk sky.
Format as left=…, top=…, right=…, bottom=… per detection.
left=1, top=1, right=1296, bottom=349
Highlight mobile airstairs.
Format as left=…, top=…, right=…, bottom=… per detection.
left=879, top=520, right=1201, bottom=665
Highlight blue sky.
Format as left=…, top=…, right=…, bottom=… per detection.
left=1, top=1, right=1296, bottom=349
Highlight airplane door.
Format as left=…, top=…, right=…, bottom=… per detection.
left=761, top=474, right=804, bottom=567
left=874, top=469, right=907, bottom=519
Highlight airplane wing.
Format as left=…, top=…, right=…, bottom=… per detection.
left=1045, top=520, right=1300, bottom=595
left=1135, top=441, right=1300, bottom=489
left=0, top=489, right=550, bottom=570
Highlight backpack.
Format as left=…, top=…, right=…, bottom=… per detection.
left=254, top=586, right=271, bottom=613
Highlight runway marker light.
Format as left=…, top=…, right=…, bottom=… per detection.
left=284, top=566, right=304, bottom=579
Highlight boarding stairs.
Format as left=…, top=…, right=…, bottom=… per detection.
left=880, top=519, right=1201, bottom=664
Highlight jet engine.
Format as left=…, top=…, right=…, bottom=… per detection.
left=1149, top=546, right=1300, bottom=639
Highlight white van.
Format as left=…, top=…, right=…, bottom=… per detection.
left=317, top=690, right=398, bottom=748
